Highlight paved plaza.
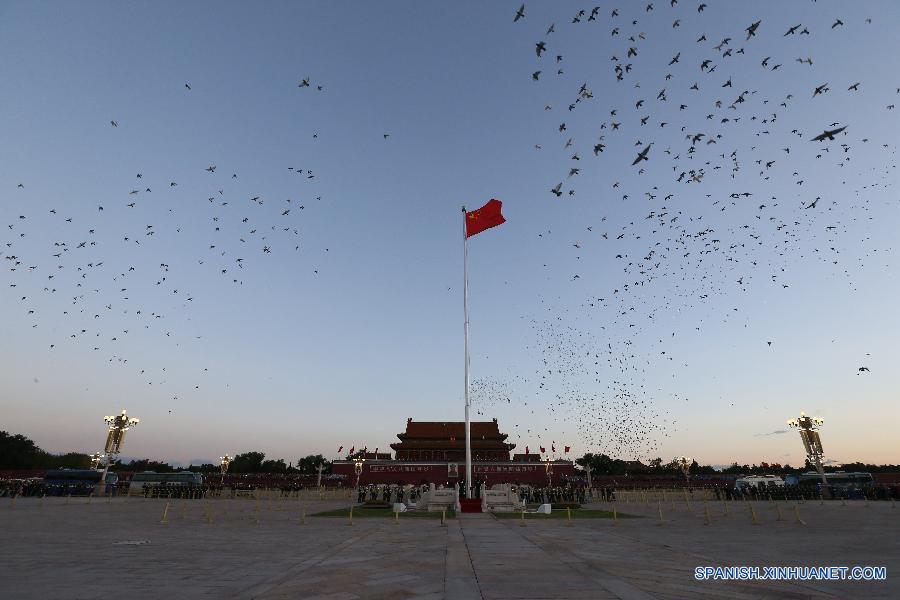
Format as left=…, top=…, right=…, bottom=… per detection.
left=0, top=495, right=897, bottom=599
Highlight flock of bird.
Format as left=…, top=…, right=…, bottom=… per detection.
left=470, top=2, right=897, bottom=461
left=6, top=94, right=327, bottom=405
left=4, top=3, right=897, bottom=463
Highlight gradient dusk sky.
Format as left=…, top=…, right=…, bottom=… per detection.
left=1, top=1, right=898, bottom=468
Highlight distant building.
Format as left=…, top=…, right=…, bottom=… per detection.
left=332, top=417, right=575, bottom=486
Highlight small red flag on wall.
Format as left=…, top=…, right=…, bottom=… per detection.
left=465, top=199, right=506, bottom=238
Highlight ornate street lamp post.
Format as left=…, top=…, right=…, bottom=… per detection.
left=353, top=456, right=366, bottom=489
left=544, top=457, right=554, bottom=488
left=678, top=456, right=692, bottom=484
left=100, top=410, right=140, bottom=494
left=787, top=412, right=828, bottom=488
left=219, top=454, right=232, bottom=486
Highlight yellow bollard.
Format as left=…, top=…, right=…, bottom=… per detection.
left=656, top=501, right=664, bottom=526
left=160, top=502, right=170, bottom=524
left=794, top=505, right=806, bottom=526
left=254, top=507, right=261, bottom=527
left=776, top=503, right=783, bottom=521
left=749, top=503, right=759, bottom=525
left=107, top=491, right=113, bottom=504
left=302, top=506, right=307, bottom=526
left=703, top=501, right=710, bottom=525
left=819, top=494, right=824, bottom=506
left=394, top=510, right=400, bottom=525
left=180, top=503, right=187, bottom=520
left=41, top=494, right=46, bottom=509
left=519, top=509, right=527, bottom=527
left=566, top=507, right=573, bottom=526
left=65, top=494, right=71, bottom=505
left=612, top=505, right=618, bottom=526
left=347, top=505, right=354, bottom=526
left=10, top=494, right=18, bottom=509
left=440, top=509, right=447, bottom=527
left=88, top=492, right=93, bottom=505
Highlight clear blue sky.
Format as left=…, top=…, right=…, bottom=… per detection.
left=1, top=1, right=898, bottom=467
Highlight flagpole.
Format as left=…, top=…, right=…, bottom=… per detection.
left=462, top=205, right=472, bottom=499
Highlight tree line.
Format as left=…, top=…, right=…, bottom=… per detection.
left=0, top=432, right=331, bottom=474
left=3, top=431, right=897, bottom=476
left=576, top=452, right=900, bottom=476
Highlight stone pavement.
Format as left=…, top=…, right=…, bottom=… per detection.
left=0, top=495, right=897, bottom=599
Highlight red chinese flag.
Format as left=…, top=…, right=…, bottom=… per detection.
left=349, top=446, right=354, bottom=455
left=539, top=446, right=545, bottom=454
left=525, top=446, right=530, bottom=454
left=338, top=446, right=343, bottom=454
left=564, top=446, right=570, bottom=454
left=466, top=199, right=506, bottom=238
left=552, top=444, right=556, bottom=453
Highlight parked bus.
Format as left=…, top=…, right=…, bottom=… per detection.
left=734, top=475, right=785, bottom=492
left=128, top=471, right=203, bottom=494
left=798, top=471, right=875, bottom=498
left=43, top=469, right=118, bottom=496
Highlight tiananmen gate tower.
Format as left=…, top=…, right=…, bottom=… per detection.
left=332, top=418, right=575, bottom=486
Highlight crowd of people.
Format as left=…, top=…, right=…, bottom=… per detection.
left=347, top=483, right=596, bottom=506
left=355, top=484, right=429, bottom=504
left=716, top=483, right=900, bottom=502
left=0, top=479, right=46, bottom=497
left=517, top=485, right=590, bottom=505
left=2, top=476, right=897, bottom=503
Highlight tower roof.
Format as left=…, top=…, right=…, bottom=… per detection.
left=396, top=418, right=507, bottom=441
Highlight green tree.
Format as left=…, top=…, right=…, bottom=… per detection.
left=43, top=452, right=93, bottom=469
left=296, top=454, right=331, bottom=474
left=111, top=459, right=175, bottom=472
left=187, top=463, right=219, bottom=473
left=0, top=431, right=43, bottom=468
left=0, top=431, right=91, bottom=469
left=260, top=458, right=288, bottom=473
left=576, top=453, right=632, bottom=476
left=229, top=451, right=266, bottom=473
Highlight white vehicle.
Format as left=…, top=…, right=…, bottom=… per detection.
left=734, top=475, right=785, bottom=492
left=128, top=471, right=202, bottom=494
